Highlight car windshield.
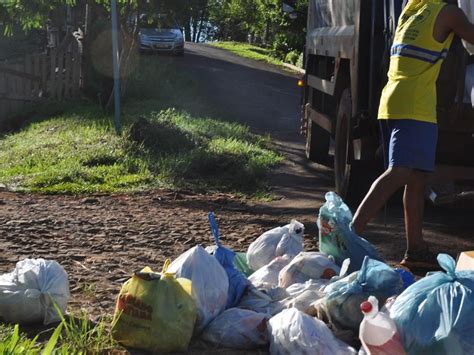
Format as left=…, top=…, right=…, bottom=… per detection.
left=139, top=15, right=178, bottom=29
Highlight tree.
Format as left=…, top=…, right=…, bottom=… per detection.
left=207, top=0, right=307, bottom=59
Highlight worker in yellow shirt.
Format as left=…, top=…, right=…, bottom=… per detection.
left=351, top=0, right=474, bottom=269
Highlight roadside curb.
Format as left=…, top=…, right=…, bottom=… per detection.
left=282, top=62, right=305, bottom=74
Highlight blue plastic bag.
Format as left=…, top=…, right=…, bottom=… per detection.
left=317, top=192, right=382, bottom=272
left=394, top=268, right=415, bottom=289
left=320, top=256, right=404, bottom=331
left=390, top=254, right=474, bottom=355
left=208, top=212, right=250, bottom=308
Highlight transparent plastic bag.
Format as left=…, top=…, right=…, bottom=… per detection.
left=317, top=192, right=382, bottom=272
left=167, top=245, right=228, bottom=332
left=390, top=254, right=474, bottom=355
left=247, top=220, right=304, bottom=271
left=268, top=308, right=356, bottom=355
left=278, top=252, right=341, bottom=288
left=318, top=256, right=403, bottom=331
left=249, top=255, right=293, bottom=288
left=234, top=252, right=254, bottom=277
left=202, top=308, right=269, bottom=349
left=0, top=258, right=70, bottom=325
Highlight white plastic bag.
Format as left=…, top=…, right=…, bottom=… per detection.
left=282, top=280, right=328, bottom=312
left=247, top=220, right=304, bottom=271
left=459, top=0, right=474, bottom=55
left=286, top=279, right=330, bottom=298
left=284, top=289, right=326, bottom=313
left=0, top=259, right=70, bottom=325
left=268, top=308, right=356, bottom=355
left=167, top=245, right=228, bottom=332
left=202, top=308, right=269, bottom=349
left=249, top=255, right=293, bottom=288
left=279, top=252, right=341, bottom=288
left=237, top=285, right=285, bottom=316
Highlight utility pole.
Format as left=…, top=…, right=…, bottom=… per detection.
left=111, top=0, right=122, bottom=135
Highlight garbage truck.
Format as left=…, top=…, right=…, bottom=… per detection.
left=284, top=0, right=474, bottom=204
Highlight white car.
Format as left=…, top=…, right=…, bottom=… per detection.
left=138, top=15, right=184, bottom=56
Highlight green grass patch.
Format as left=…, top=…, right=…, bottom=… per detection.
left=0, top=324, right=42, bottom=354
left=0, top=313, right=121, bottom=354
left=0, top=107, right=282, bottom=195
left=208, top=41, right=298, bottom=72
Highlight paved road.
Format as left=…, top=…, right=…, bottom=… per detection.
left=179, top=43, right=334, bottom=215
left=178, top=43, right=474, bottom=265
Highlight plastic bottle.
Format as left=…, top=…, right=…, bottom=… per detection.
left=359, top=296, right=406, bottom=355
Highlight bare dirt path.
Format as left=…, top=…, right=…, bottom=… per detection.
left=1, top=42, right=474, bottom=330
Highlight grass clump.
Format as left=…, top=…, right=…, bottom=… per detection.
left=130, top=108, right=283, bottom=194
left=56, top=312, right=118, bottom=353
left=0, top=313, right=120, bottom=354
left=0, top=324, right=42, bottom=354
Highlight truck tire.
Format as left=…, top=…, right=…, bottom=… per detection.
left=305, top=118, right=330, bottom=163
left=334, top=88, right=365, bottom=204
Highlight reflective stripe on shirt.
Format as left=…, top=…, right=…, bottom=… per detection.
left=391, top=44, right=448, bottom=63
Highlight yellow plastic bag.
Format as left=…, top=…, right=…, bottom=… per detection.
left=111, top=260, right=197, bottom=353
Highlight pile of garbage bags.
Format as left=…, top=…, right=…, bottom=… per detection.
left=106, top=197, right=474, bottom=355
left=2, top=193, right=474, bottom=355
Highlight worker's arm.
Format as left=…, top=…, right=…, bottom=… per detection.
left=438, top=5, right=474, bottom=44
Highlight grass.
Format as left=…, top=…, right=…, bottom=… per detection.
left=0, top=54, right=283, bottom=197
left=82, top=282, right=97, bottom=299
left=0, top=313, right=121, bottom=354
left=208, top=41, right=299, bottom=72
left=0, top=324, right=42, bottom=354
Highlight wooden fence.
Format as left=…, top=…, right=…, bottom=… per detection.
left=0, top=39, right=81, bottom=124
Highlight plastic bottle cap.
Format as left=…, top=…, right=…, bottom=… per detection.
left=360, top=301, right=373, bottom=313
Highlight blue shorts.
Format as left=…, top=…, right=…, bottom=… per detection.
left=379, top=119, right=438, bottom=172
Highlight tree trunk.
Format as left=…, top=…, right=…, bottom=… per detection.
left=192, top=17, right=198, bottom=43
left=196, top=9, right=206, bottom=43
left=184, top=18, right=192, bottom=43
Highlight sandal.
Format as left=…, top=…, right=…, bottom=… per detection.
left=399, top=247, right=442, bottom=272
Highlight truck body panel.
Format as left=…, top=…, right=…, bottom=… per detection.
left=294, top=0, right=474, bottom=202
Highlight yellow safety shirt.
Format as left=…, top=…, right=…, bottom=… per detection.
left=378, top=0, right=454, bottom=123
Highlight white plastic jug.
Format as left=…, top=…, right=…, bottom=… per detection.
left=359, top=296, right=406, bottom=355
left=459, top=0, right=474, bottom=54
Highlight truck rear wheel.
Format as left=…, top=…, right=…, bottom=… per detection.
left=305, top=118, right=330, bottom=163
left=334, top=88, right=365, bottom=203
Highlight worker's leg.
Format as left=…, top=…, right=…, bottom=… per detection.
left=403, top=171, right=428, bottom=251
left=352, top=166, right=412, bottom=235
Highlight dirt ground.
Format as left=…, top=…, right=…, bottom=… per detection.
left=0, top=189, right=320, bottom=320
